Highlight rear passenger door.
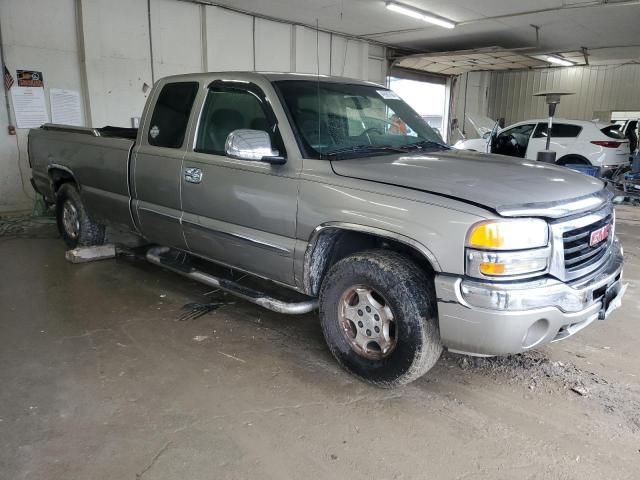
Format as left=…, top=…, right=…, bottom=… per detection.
left=526, top=123, right=582, bottom=160
left=180, top=80, right=299, bottom=286
left=131, top=81, right=199, bottom=248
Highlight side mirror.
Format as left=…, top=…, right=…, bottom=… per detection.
left=225, top=129, right=286, bottom=165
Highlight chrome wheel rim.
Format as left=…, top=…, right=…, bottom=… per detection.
left=338, top=285, right=397, bottom=360
left=62, top=200, right=80, bottom=239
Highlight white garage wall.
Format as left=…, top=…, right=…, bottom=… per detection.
left=150, top=0, right=204, bottom=79
left=367, top=44, right=387, bottom=85
left=294, top=26, right=331, bottom=75
left=0, top=0, right=84, bottom=211
left=331, top=36, right=367, bottom=80
left=206, top=6, right=254, bottom=71
left=255, top=19, right=292, bottom=72
left=0, top=0, right=387, bottom=212
left=488, top=64, right=640, bottom=125
left=79, top=0, right=153, bottom=128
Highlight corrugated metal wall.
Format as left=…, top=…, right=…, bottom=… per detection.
left=488, top=64, right=640, bottom=125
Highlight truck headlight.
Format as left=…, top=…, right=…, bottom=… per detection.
left=465, top=219, right=550, bottom=279
left=467, top=219, right=548, bottom=250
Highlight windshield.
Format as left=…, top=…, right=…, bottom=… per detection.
left=274, top=80, right=446, bottom=159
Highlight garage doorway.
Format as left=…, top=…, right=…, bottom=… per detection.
left=389, top=76, right=448, bottom=141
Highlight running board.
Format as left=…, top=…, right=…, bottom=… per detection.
left=145, top=246, right=318, bottom=315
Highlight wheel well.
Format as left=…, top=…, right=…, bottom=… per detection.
left=49, top=168, right=77, bottom=194
left=304, top=228, right=436, bottom=297
left=556, top=155, right=591, bottom=166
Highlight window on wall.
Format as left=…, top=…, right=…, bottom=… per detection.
left=389, top=77, right=447, bottom=139
left=148, top=82, right=199, bottom=148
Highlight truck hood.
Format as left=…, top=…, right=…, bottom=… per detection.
left=331, top=150, right=604, bottom=214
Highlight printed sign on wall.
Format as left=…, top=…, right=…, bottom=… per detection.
left=50, top=89, right=82, bottom=126
left=16, top=70, right=44, bottom=88
left=11, top=87, right=49, bottom=128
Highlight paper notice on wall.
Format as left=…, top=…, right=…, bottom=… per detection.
left=10, top=86, right=49, bottom=128
left=50, top=88, right=82, bottom=126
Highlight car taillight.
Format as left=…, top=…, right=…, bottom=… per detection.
left=591, top=140, right=623, bottom=148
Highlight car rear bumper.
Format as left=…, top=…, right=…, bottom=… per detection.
left=435, top=240, right=625, bottom=356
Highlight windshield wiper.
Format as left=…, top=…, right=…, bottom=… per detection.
left=404, top=139, right=450, bottom=151
left=323, top=144, right=409, bottom=159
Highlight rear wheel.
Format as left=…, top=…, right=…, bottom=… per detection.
left=319, top=250, right=442, bottom=387
left=56, top=183, right=105, bottom=249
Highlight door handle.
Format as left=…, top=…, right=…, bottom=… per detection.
left=184, top=167, right=203, bottom=184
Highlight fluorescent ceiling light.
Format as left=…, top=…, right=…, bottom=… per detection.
left=386, top=2, right=456, bottom=29
left=545, top=55, right=574, bottom=67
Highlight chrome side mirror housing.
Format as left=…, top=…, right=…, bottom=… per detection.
left=225, top=129, right=285, bottom=165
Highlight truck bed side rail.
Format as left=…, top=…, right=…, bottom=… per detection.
left=42, top=123, right=101, bottom=137
left=41, top=124, right=139, bottom=140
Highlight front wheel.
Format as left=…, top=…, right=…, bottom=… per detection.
left=319, top=250, right=442, bottom=387
left=56, top=183, right=105, bottom=249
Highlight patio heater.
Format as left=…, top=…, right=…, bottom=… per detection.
left=533, top=90, right=574, bottom=163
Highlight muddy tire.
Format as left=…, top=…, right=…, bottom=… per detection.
left=319, top=249, right=442, bottom=387
left=56, top=183, right=105, bottom=249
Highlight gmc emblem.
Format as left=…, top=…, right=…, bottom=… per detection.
left=589, top=224, right=610, bottom=247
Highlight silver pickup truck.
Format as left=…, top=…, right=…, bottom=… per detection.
left=29, top=72, right=626, bottom=387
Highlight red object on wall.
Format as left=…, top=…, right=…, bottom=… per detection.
left=8, top=125, right=16, bottom=135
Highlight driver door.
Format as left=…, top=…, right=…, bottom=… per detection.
left=180, top=80, right=300, bottom=286
left=491, top=123, right=535, bottom=158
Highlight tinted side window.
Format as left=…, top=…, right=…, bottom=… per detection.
left=148, top=82, right=199, bottom=148
left=601, top=125, right=626, bottom=139
left=195, top=88, right=274, bottom=155
left=496, top=124, right=535, bottom=141
left=533, top=123, right=582, bottom=138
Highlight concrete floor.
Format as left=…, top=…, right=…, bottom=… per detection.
left=1, top=208, right=639, bottom=480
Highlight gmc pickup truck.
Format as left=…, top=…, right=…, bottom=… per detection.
left=29, top=72, right=626, bottom=387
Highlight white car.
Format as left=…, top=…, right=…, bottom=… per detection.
left=454, top=117, right=629, bottom=170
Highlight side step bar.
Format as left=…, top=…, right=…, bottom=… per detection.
left=145, top=246, right=318, bottom=315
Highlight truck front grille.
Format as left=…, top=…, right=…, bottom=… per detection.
left=562, top=214, right=612, bottom=273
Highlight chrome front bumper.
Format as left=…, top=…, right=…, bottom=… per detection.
left=435, top=240, right=626, bottom=356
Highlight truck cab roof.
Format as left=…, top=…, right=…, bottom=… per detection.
left=157, top=71, right=384, bottom=88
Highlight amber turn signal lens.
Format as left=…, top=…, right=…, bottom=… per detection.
left=469, top=224, right=503, bottom=249
left=479, top=262, right=506, bottom=275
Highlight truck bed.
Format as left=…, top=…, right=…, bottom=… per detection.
left=29, top=123, right=137, bottom=230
